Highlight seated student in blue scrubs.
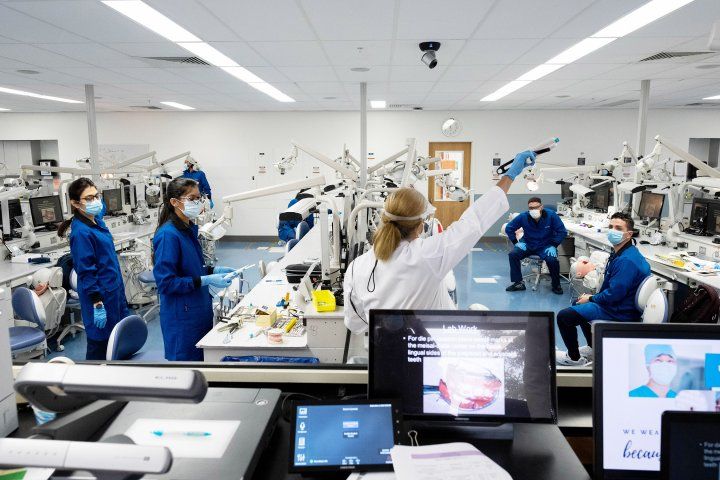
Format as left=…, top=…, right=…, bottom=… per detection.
left=152, top=177, right=236, bottom=361
left=505, top=197, right=567, bottom=294
left=278, top=189, right=315, bottom=245
left=629, top=344, right=678, bottom=398
left=556, top=212, right=651, bottom=366
left=58, top=177, right=130, bottom=360
left=180, top=157, right=213, bottom=208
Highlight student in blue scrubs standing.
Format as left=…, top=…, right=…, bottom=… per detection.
left=58, top=177, right=129, bottom=360
left=152, top=177, right=234, bottom=361
left=180, top=157, right=213, bottom=208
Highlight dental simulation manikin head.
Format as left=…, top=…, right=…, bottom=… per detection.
left=645, top=344, right=677, bottom=395
left=527, top=197, right=543, bottom=220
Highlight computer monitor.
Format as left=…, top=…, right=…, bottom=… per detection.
left=103, top=188, right=123, bottom=215
left=689, top=198, right=711, bottom=233
left=660, top=412, right=720, bottom=480
left=560, top=182, right=573, bottom=200
left=707, top=202, right=720, bottom=237
left=593, top=322, right=720, bottom=479
left=591, top=182, right=612, bottom=211
left=1, top=199, right=22, bottom=229
left=123, top=185, right=137, bottom=208
left=369, top=310, right=557, bottom=425
left=637, top=191, right=665, bottom=221
left=28, top=195, right=63, bottom=230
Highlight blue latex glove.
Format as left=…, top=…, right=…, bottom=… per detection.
left=213, top=266, right=235, bottom=275
left=516, top=241, right=527, bottom=251
left=545, top=246, right=557, bottom=258
left=93, top=304, right=107, bottom=329
left=505, top=150, right=537, bottom=180
left=201, top=273, right=232, bottom=289
left=209, top=199, right=215, bottom=209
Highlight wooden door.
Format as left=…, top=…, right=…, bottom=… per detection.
left=428, top=142, right=471, bottom=227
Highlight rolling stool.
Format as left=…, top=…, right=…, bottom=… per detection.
left=138, top=270, right=160, bottom=322
left=522, top=255, right=546, bottom=291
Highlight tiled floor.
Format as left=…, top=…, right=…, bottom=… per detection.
left=48, top=240, right=585, bottom=361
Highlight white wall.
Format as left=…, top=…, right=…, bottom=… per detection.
left=0, top=109, right=718, bottom=235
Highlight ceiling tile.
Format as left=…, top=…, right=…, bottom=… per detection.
left=440, top=64, right=505, bottom=82
left=626, top=0, right=720, bottom=37
left=200, top=0, right=316, bottom=41
left=577, top=36, right=695, bottom=64
left=396, top=0, right=494, bottom=40
left=300, top=0, right=395, bottom=41
left=54, top=67, right=151, bottom=84
left=0, top=44, right=90, bottom=68
left=103, top=42, right=190, bottom=58
left=248, top=41, right=329, bottom=67
left=323, top=41, right=392, bottom=67
left=475, top=0, right=594, bottom=39
left=453, top=38, right=539, bottom=65
left=145, top=0, right=240, bottom=41
left=0, top=4, right=86, bottom=43
left=295, top=81, right=347, bottom=94
left=550, top=0, right=648, bottom=38
left=335, top=66, right=390, bottom=82
left=163, top=66, right=234, bottom=83
left=6, top=1, right=170, bottom=43
left=431, top=80, right=484, bottom=93
left=390, top=65, right=446, bottom=82
left=36, top=43, right=150, bottom=68
left=277, top=65, right=337, bottom=82
left=109, top=67, right=186, bottom=84
left=206, top=42, right=270, bottom=67
left=388, top=82, right=435, bottom=94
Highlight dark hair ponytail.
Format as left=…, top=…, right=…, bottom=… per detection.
left=57, top=177, right=96, bottom=238
left=155, top=177, right=199, bottom=235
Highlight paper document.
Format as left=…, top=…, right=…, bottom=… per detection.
left=125, top=419, right=240, bottom=459
left=390, top=443, right=511, bottom=480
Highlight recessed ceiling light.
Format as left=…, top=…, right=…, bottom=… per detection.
left=697, top=64, right=720, bottom=70
left=102, top=0, right=294, bottom=103
left=370, top=100, right=386, bottom=109
left=0, top=108, right=10, bottom=112
left=0, top=86, right=82, bottom=104
left=703, top=94, right=720, bottom=100
left=480, top=0, right=697, bottom=102
left=16, top=69, right=40, bottom=75
left=160, top=101, right=195, bottom=110
left=350, top=67, right=371, bottom=72
left=102, top=0, right=200, bottom=42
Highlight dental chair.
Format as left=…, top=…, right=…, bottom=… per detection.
left=106, top=314, right=163, bottom=361
left=27, top=268, right=67, bottom=342
left=56, top=269, right=84, bottom=351
left=137, top=269, right=160, bottom=322
left=9, top=287, right=47, bottom=360
left=634, top=275, right=671, bottom=323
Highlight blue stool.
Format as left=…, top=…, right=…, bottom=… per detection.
left=138, top=270, right=160, bottom=322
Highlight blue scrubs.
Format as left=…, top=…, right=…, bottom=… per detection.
left=505, top=209, right=567, bottom=287
left=69, top=214, right=129, bottom=360
left=153, top=215, right=213, bottom=361
left=181, top=169, right=212, bottom=199
left=278, top=198, right=315, bottom=243
left=629, top=385, right=677, bottom=398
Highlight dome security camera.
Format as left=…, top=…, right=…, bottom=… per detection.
left=419, top=41, right=441, bottom=69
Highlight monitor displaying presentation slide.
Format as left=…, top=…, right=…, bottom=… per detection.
left=28, top=195, right=63, bottom=228
left=661, top=412, right=720, bottom=480
left=289, top=400, right=400, bottom=473
left=369, top=310, right=557, bottom=423
left=594, top=323, right=720, bottom=479
left=103, top=188, right=123, bottom=214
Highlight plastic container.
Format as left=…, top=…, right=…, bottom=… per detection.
left=312, top=289, right=336, bottom=312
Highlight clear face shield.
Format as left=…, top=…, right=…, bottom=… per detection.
left=382, top=201, right=437, bottom=222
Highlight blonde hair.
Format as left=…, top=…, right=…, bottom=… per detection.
left=373, top=188, right=426, bottom=261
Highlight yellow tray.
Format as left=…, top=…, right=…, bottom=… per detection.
left=312, top=289, right=336, bottom=312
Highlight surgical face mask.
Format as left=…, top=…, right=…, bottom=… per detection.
left=529, top=209, right=541, bottom=219
left=84, top=199, right=103, bottom=216
left=181, top=199, right=202, bottom=219
left=649, top=361, right=677, bottom=386
left=607, top=230, right=625, bottom=246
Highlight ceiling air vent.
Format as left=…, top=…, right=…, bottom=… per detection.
left=387, top=103, right=423, bottom=110
left=137, top=56, right=211, bottom=66
left=129, top=105, right=162, bottom=110
left=685, top=102, right=717, bottom=107
left=638, top=51, right=715, bottom=62
left=602, top=99, right=637, bottom=107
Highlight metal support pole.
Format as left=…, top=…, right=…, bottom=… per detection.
left=85, top=84, right=99, bottom=180
left=359, top=82, right=368, bottom=188
left=636, top=79, right=651, bottom=157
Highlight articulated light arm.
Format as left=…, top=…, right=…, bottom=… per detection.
left=654, top=135, right=720, bottom=180
left=144, top=151, right=191, bottom=173
left=367, top=146, right=410, bottom=174
left=291, top=141, right=358, bottom=181
left=113, top=150, right=157, bottom=169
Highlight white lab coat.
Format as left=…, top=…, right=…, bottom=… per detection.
left=344, top=186, right=509, bottom=334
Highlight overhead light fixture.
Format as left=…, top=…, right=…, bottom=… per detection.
left=481, top=81, right=530, bottom=102
left=177, top=42, right=238, bottom=67
left=102, top=1, right=200, bottom=42
left=0, top=108, right=10, bottom=112
left=102, top=0, right=294, bottom=103
left=703, top=94, right=720, bottom=100
left=160, top=101, right=195, bottom=110
left=480, top=0, right=697, bottom=102
left=591, top=0, right=695, bottom=38
left=370, top=100, right=386, bottom=109
left=0, top=86, right=82, bottom=104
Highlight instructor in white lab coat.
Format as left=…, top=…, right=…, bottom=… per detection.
left=344, top=150, right=536, bottom=333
